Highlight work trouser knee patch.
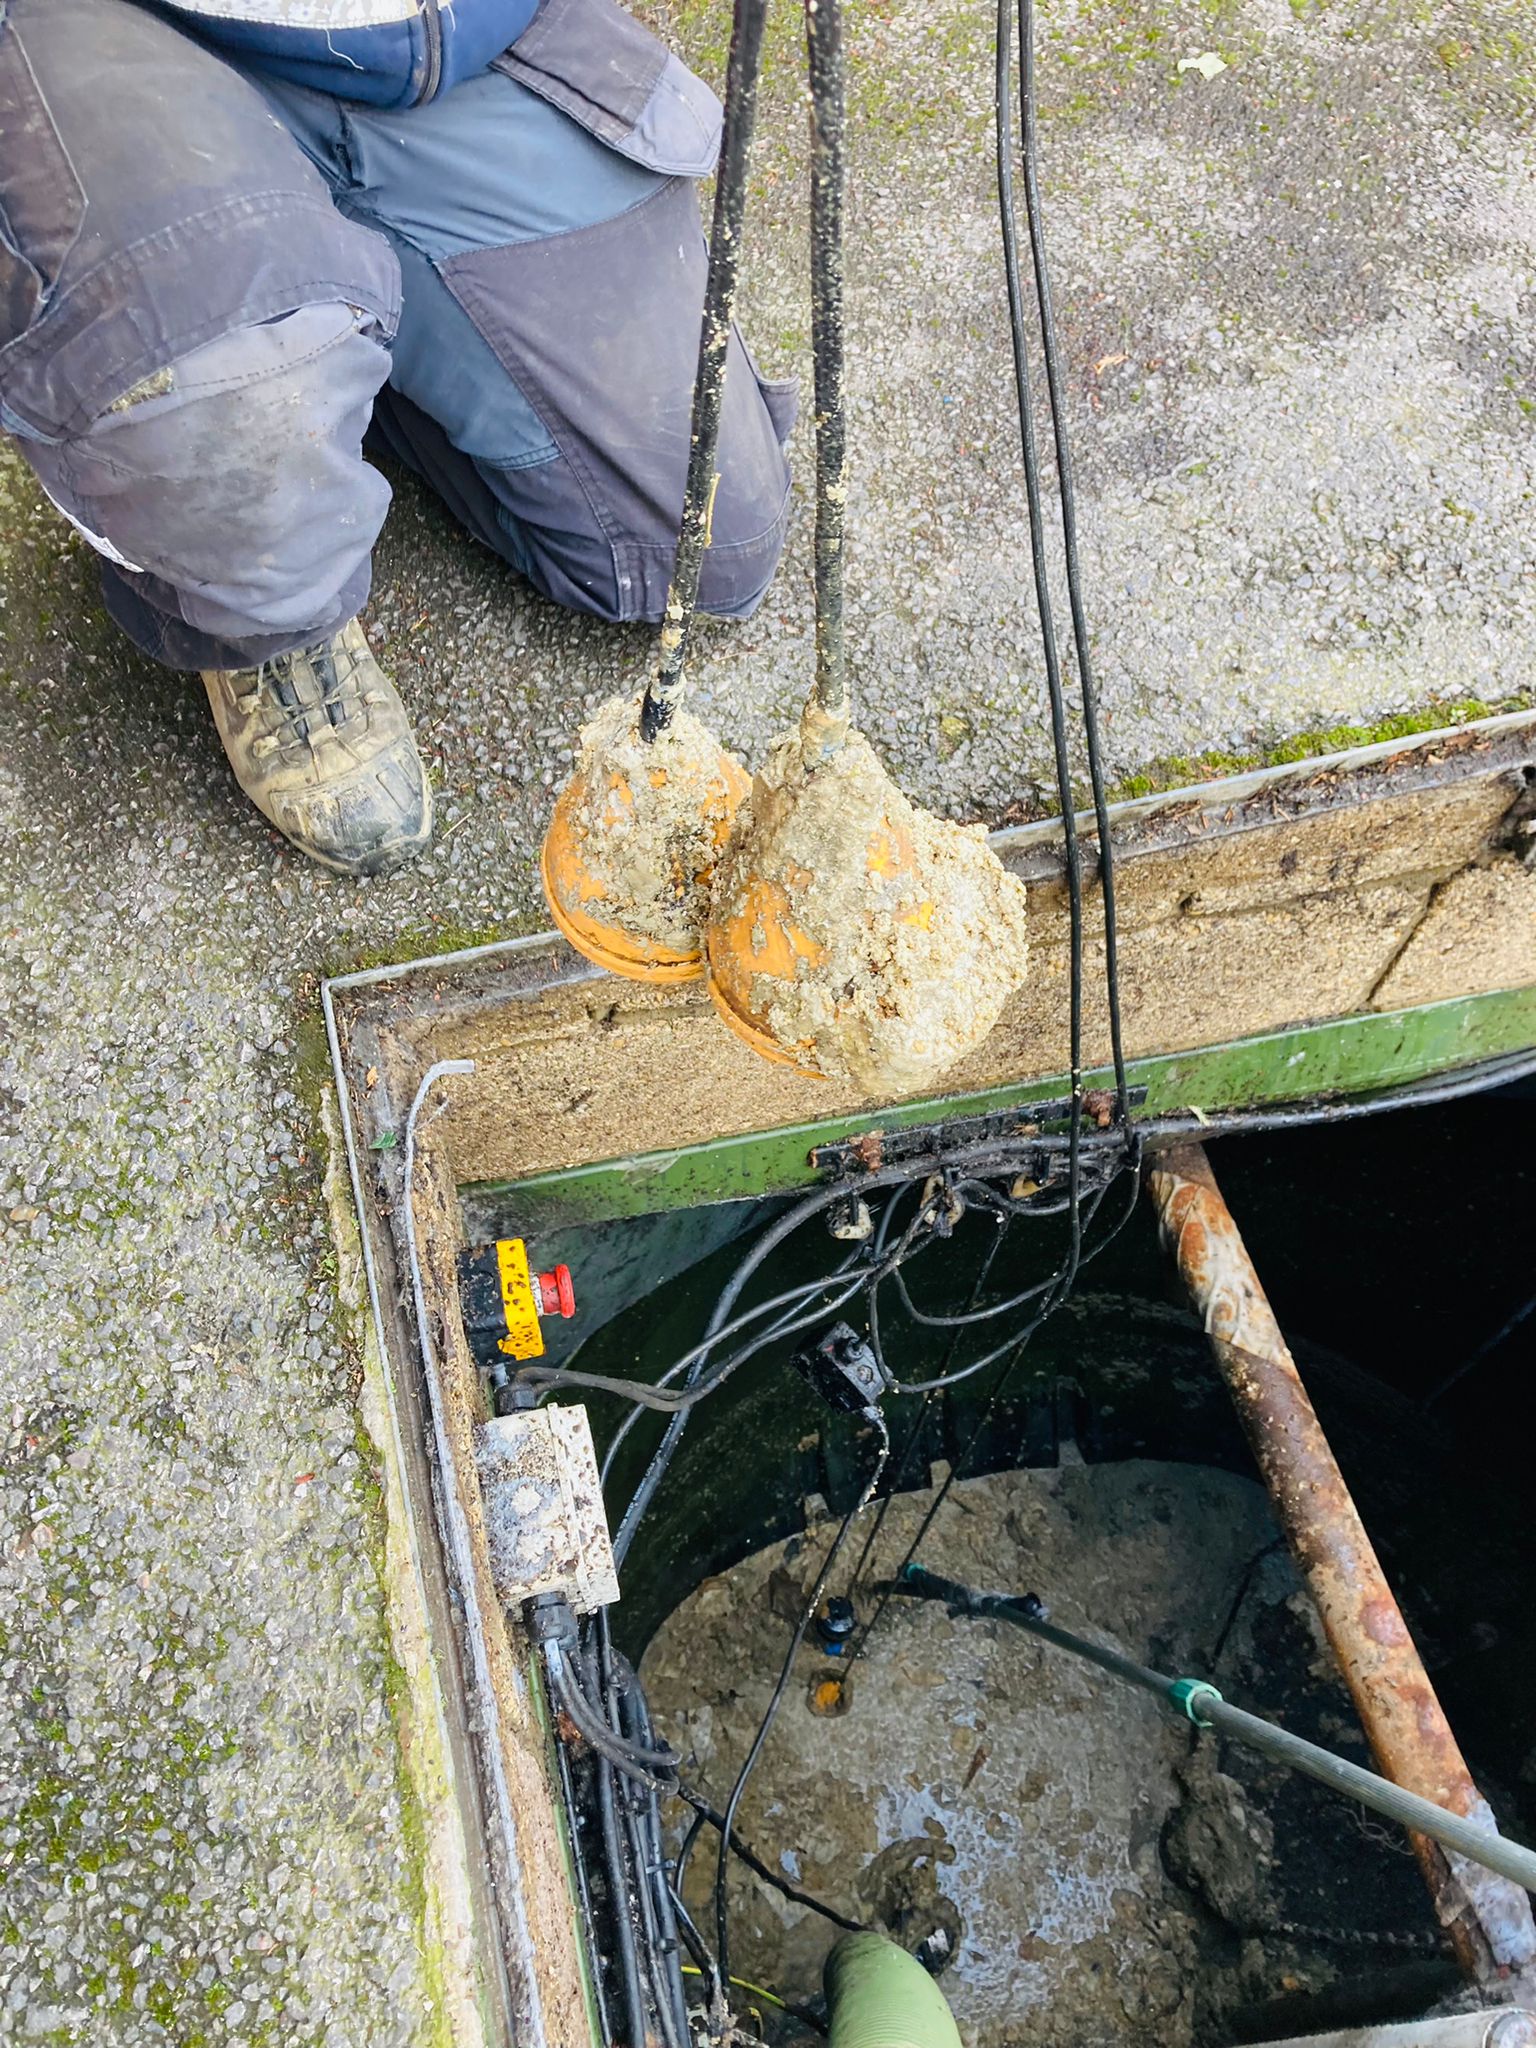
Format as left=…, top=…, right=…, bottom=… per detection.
left=439, top=176, right=793, bottom=624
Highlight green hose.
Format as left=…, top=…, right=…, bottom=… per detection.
left=824, top=1933, right=964, bottom=2048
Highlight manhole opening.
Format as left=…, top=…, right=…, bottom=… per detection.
left=329, top=944, right=1534, bottom=2048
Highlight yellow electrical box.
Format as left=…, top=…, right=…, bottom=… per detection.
left=495, top=1237, right=545, bottom=1361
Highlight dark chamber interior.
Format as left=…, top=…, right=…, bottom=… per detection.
left=464, top=1084, right=1535, bottom=2044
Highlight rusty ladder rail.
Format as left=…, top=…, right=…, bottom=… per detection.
left=1146, top=1141, right=1536, bottom=1992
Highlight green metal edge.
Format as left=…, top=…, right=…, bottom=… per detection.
left=469, top=984, right=1536, bottom=1232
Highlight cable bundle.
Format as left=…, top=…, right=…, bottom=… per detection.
left=537, top=0, right=1144, bottom=2026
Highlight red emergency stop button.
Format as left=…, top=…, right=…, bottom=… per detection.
left=535, top=1265, right=576, bottom=1318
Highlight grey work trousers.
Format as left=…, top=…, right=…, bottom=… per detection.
left=0, top=0, right=795, bottom=670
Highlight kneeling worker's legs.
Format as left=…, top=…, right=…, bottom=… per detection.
left=0, top=0, right=430, bottom=871
left=254, top=54, right=795, bottom=627
left=0, top=0, right=797, bottom=872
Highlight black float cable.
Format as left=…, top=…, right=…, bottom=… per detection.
left=770, top=1188, right=1046, bottom=1673
left=548, top=1632, right=679, bottom=1785
left=551, top=1709, right=612, bottom=2046
left=888, top=1166, right=1123, bottom=1392
left=582, top=1641, right=651, bottom=2048
left=674, top=1786, right=863, bottom=1933
left=887, top=1232, right=1073, bottom=1331
left=765, top=1181, right=930, bottom=1679
left=609, top=0, right=1144, bottom=1682
left=994, top=0, right=1086, bottom=1283
left=847, top=1320, right=1044, bottom=1669
left=615, top=1750, right=684, bottom=2048
left=551, top=1165, right=953, bottom=1429
left=849, top=1162, right=1141, bottom=1663
left=858, top=0, right=1142, bottom=1641
left=713, top=1408, right=890, bottom=1983
left=844, top=1212, right=1012, bottom=1610
left=613, top=1642, right=690, bottom=2048
left=803, top=0, right=850, bottom=730
left=668, top=1877, right=721, bottom=2004
left=549, top=1150, right=1120, bottom=1432
left=538, top=1144, right=1127, bottom=1425
left=604, top=1224, right=896, bottom=1581
left=1017, top=0, right=1130, bottom=1122
left=601, top=1168, right=932, bottom=1490
left=639, top=0, right=770, bottom=738
left=606, top=1245, right=867, bottom=1565
left=673, top=1802, right=710, bottom=1911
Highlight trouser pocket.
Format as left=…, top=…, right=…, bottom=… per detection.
left=494, top=0, right=721, bottom=178
left=439, top=175, right=794, bottom=623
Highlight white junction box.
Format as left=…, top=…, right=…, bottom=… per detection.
left=473, top=1405, right=620, bottom=1616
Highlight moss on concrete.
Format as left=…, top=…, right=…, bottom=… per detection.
left=319, top=1091, right=486, bottom=2048
left=320, top=921, right=529, bottom=983
left=1105, top=694, right=1535, bottom=804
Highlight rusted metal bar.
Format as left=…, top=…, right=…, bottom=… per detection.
left=1146, top=1140, right=1536, bottom=1989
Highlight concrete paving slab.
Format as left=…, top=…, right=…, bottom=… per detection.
left=1, top=0, right=1533, bottom=2039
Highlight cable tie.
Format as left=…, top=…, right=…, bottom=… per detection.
left=1169, top=1677, right=1223, bottom=1726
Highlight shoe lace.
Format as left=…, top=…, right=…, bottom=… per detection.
left=238, top=636, right=386, bottom=759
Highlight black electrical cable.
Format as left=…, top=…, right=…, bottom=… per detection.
left=671, top=1810, right=716, bottom=1966
left=541, top=1171, right=977, bottom=1422
left=599, top=1250, right=870, bottom=1535
left=521, top=1284, right=871, bottom=1413
left=609, top=1233, right=868, bottom=1568
left=845, top=1213, right=1012, bottom=1611
left=1423, top=1285, right=1536, bottom=1409
left=954, top=1174, right=1107, bottom=1220
left=598, top=1755, right=648, bottom=2048
left=640, top=0, right=770, bottom=737
left=1140, top=1043, right=1536, bottom=1146
left=618, top=1785, right=686, bottom=2048
left=556, top=1624, right=689, bottom=2047
left=588, top=1156, right=1125, bottom=1584
left=675, top=1785, right=865, bottom=1933
left=886, top=1233, right=1074, bottom=1331
left=1208, top=1536, right=1286, bottom=1673
left=623, top=1790, right=686, bottom=2048
left=560, top=1143, right=1122, bottom=1420
left=611, top=1635, right=690, bottom=2048
left=590, top=1036, right=1533, bottom=1455
left=548, top=1023, right=1517, bottom=1458
left=531, top=1262, right=872, bottom=1413
left=994, top=0, right=1086, bottom=1290
left=540, top=1165, right=964, bottom=1420
left=587, top=1661, right=649, bottom=2048
left=1016, top=0, right=1129, bottom=1121
left=714, top=1407, right=890, bottom=1982
left=549, top=1649, right=680, bottom=1787
left=850, top=1163, right=1142, bottom=1662
left=804, top=0, right=849, bottom=728
left=552, top=1707, right=613, bottom=2046
left=847, top=1334, right=1035, bottom=1668
left=668, top=1880, right=719, bottom=1995
left=888, top=1176, right=1119, bottom=1383
left=859, top=1178, right=952, bottom=1395
left=672, top=1801, right=710, bottom=1919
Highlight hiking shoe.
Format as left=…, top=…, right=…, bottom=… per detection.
left=202, top=618, right=432, bottom=876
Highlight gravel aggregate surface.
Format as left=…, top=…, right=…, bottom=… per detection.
left=2, top=0, right=1532, bottom=2037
